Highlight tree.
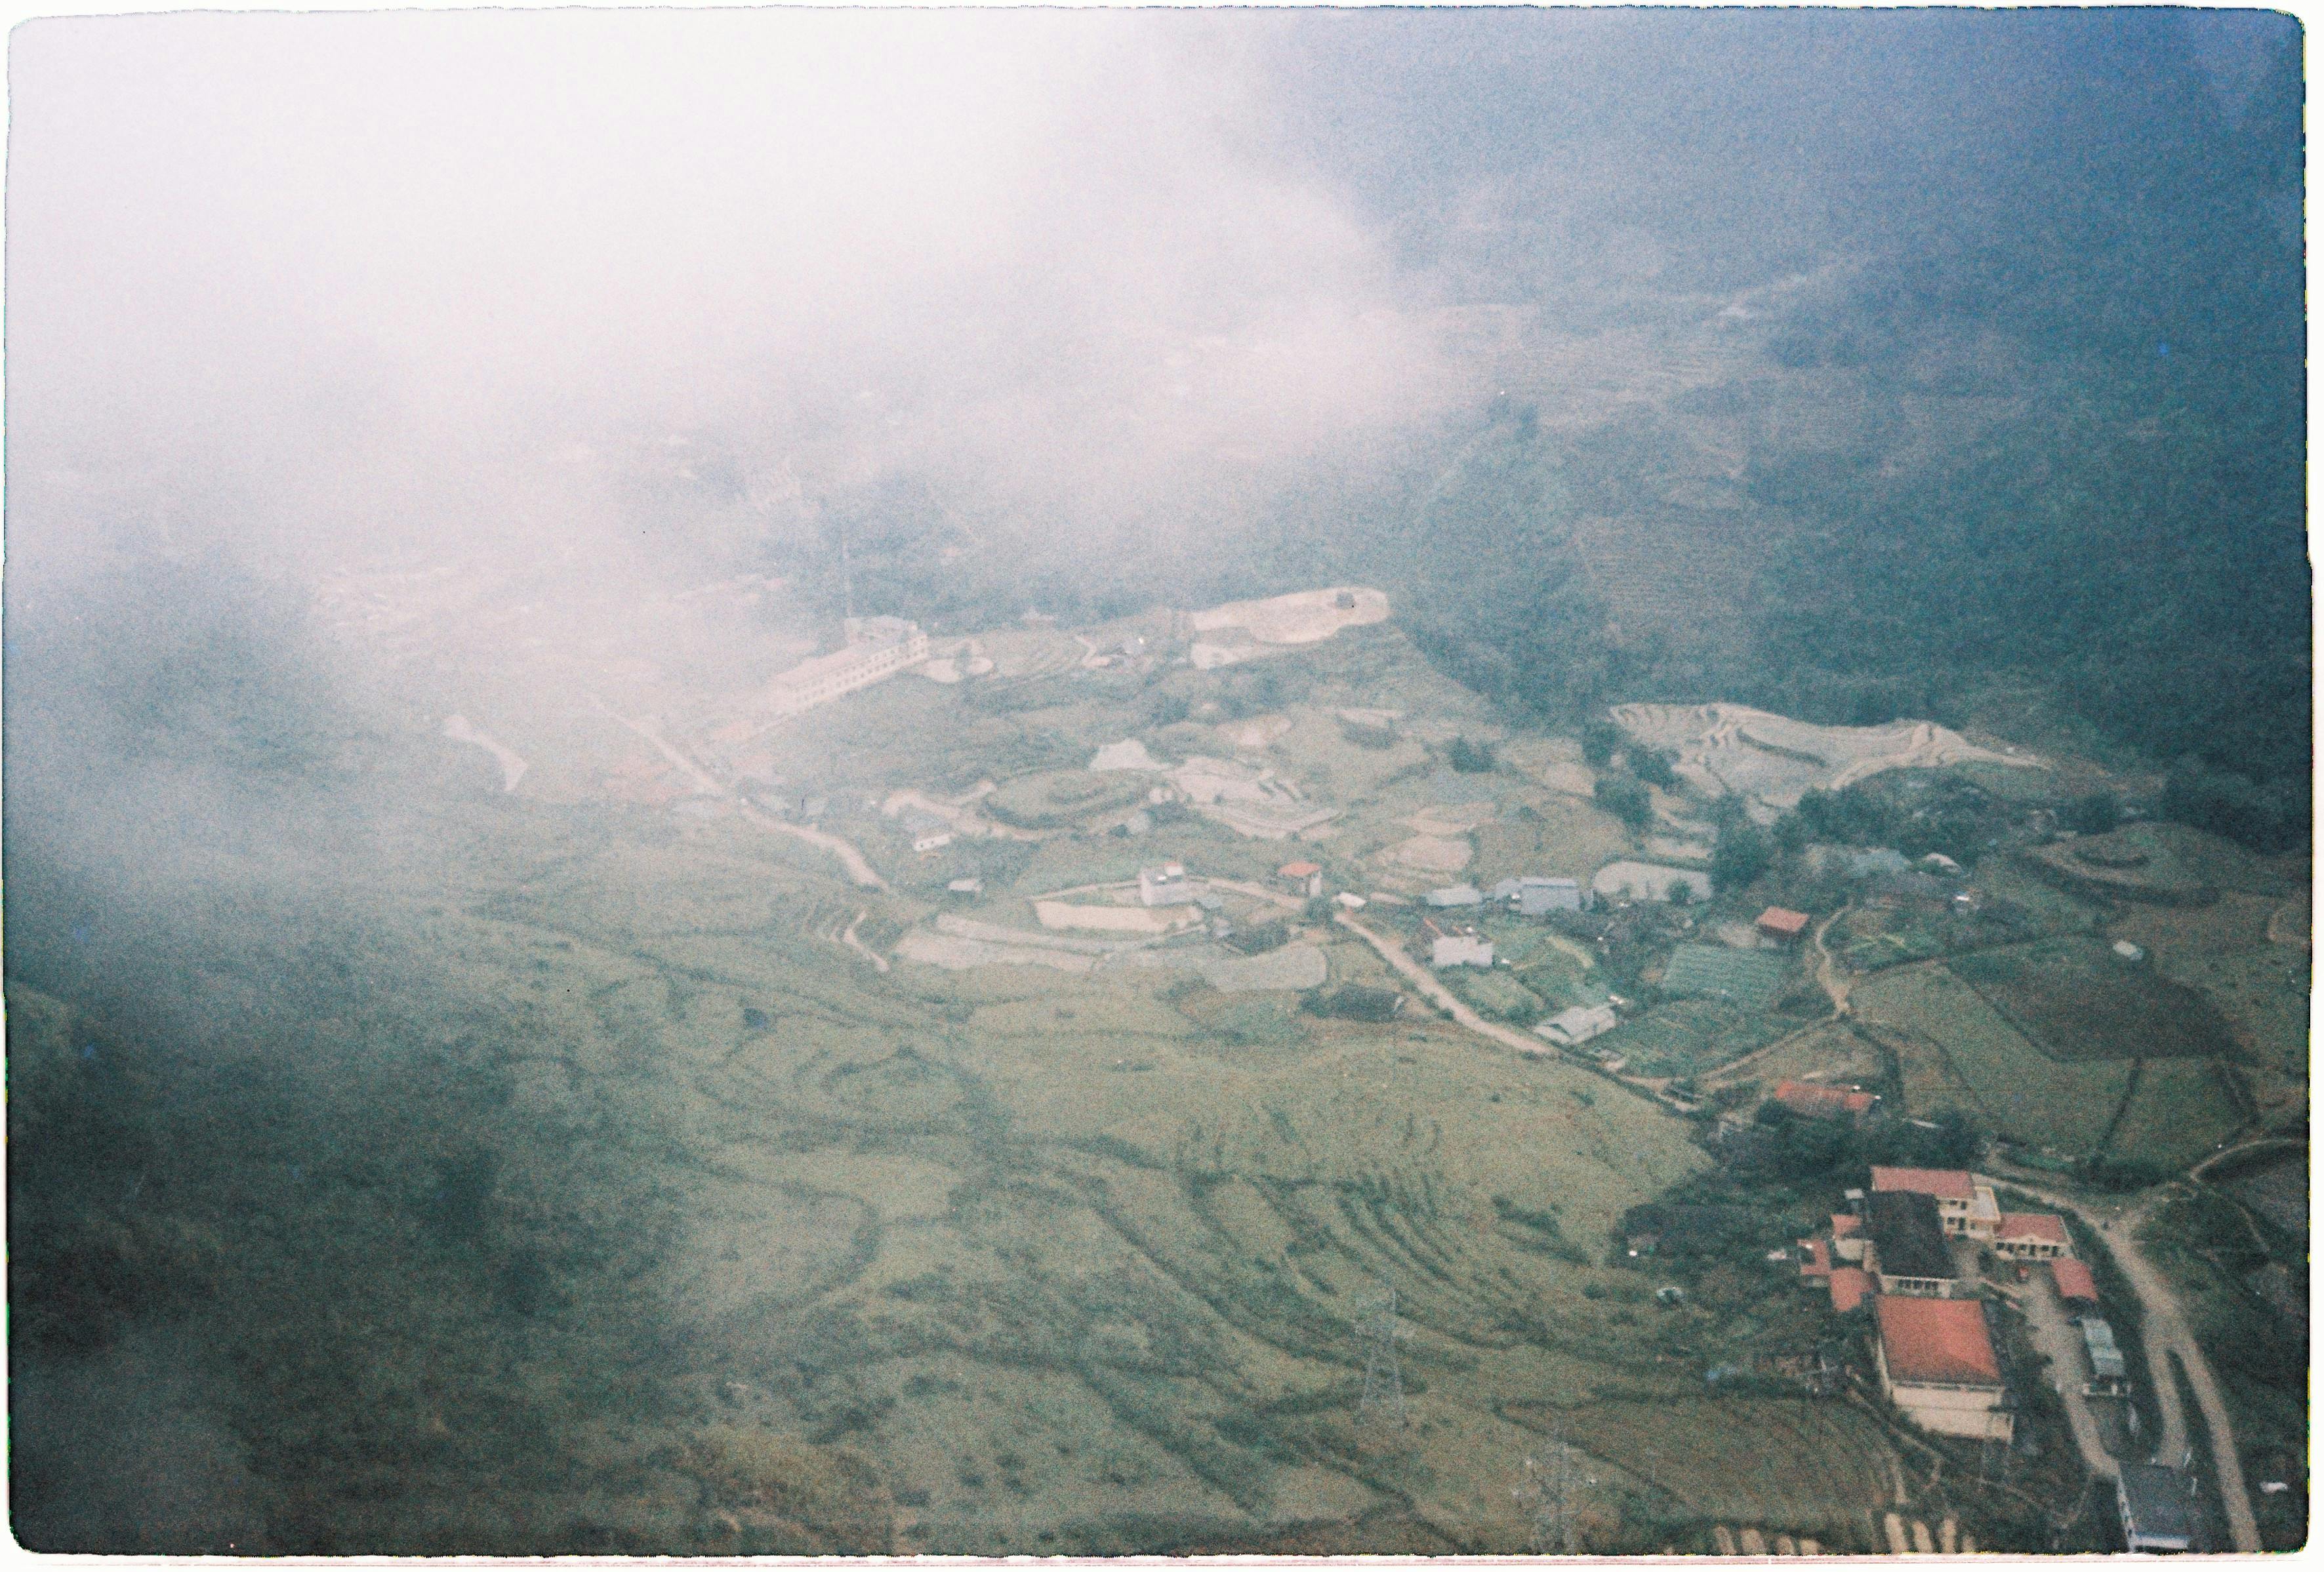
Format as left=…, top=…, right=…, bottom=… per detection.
left=1580, top=719, right=1622, bottom=767
left=1447, top=735, right=1497, bottom=773
left=1711, top=822, right=1774, bottom=891
left=1593, top=773, right=1653, bottom=831
left=2065, top=791, right=2122, bottom=836
left=1628, top=745, right=1678, bottom=790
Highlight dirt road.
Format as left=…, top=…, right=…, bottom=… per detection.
left=2017, top=1266, right=2120, bottom=1481
left=1986, top=1178, right=2260, bottom=1552
left=1334, top=912, right=1558, bottom=1061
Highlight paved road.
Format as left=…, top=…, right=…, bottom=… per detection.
left=1986, top=1178, right=2261, bottom=1552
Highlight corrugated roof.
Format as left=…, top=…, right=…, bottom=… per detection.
left=1797, top=1238, right=1833, bottom=1279
left=1997, top=1212, right=2070, bottom=1245
left=1775, top=1079, right=1877, bottom=1118
left=2051, top=1258, right=2099, bottom=1302
left=1870, top=1165, right=1976, bottom=1202
left=1278, top=861, right=1322, bottom=877
left=1828, top=1267, right=1871, bottom=1314
left=1876, top=1295, right=2001, bottom=1386
left=1832, top=1214, right=1862, bottom=1238
left=1756, top=906, right=1812, bottom=935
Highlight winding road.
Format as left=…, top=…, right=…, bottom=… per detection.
left=1986, top=1177, right=2261, bottom=1552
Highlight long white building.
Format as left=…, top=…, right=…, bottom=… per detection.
left=764, top=616, right=928, bottom=717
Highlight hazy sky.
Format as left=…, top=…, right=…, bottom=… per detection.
left=10, top=10, right=1476, bottom=587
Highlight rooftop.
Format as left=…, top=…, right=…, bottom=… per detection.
left=1870, top=1165, right=1976, bottom=1203
left=1756, top=906, right=1812, bottom=936
left=1866, top=1190, right=1955, bottom=1282
left=1875, top=1295, right=2001, bottom=1386
left=2051, top=1257, right=2099, bottom=1302
left=1774, top=1079, right=1878, bottom=1119
left=1278, top=860, right=1322, bottom=877
left=1996, top=1212, right=2070, bottom=1246
left=1829, top=1266, right=1871, bottom=1314
left=2117, top=1464, right=2196, bottom=1546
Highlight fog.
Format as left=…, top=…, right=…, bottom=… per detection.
left=7, top=7, right=2304, bottom=1556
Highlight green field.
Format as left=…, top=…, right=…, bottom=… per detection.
left=1949, top=938, right=2235, bottom=1062
left=1595, top=999, right=1791, bottom=1081
left=1850, top=965, right=2130, bottom=1156
left=1658, top=945, right=1790, bottom=1011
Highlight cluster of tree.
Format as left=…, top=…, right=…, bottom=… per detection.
left=1741, top=1102, right=1983, bottom=1184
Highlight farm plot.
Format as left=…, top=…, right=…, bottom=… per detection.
left=1850, top=966, right=2130, bottom=1156
left=2102, top=1058, right=2247, bottom=1171
left=1471, top=799, right=1633, bottom=887
left=1595, top=1000, right=1791, bottom=1081
left=1658, top=944, right=1789, bottom=1011
left=1949, top=938, right=2235, bottom=1062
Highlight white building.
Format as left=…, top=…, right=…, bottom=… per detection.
left=1139, top=863, right=1193, bottom=906
left=1432, top=934, right=1494, bottom=969
left=903, top=812, right=954, bottom=853
left=765, top=617, right=929, bottom=717
left=1536, top=1003, right=1619, bottom=1048
left=1513, top=876, right=1586, bottom=916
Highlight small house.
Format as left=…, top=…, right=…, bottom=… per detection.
left=902, top=812, right=954, bottom=853
left=945, top=877, right=985, bottom=896
left=2051, top=1257, right=2100, bottom=1304
left=1515, top=876, right=1585, bottom=916
left=1139, top=863, right=1193, bottom=907
left=2115, top=1463, right=2196, bottom=1553
left=1828, top=1266, right=1872, bottom=1314
left=1873, top=1295, right=2012, bottom=1441
left=1334, top=891, right=1367, bottom=910
left=1992, top=1213, right=2070, bottom=1260
left=2080, top=1316, right=2129, bottom=1389
left=1773, top=1079, right=1879, bottom=1122
left=1277, top=860, right=1324, bottom=898
left=1536, top=1003, right=1619, bottom=1048
left=1756, top=906, right=1812, bottom=944
left=1431, top=934, right=1494, bottom=969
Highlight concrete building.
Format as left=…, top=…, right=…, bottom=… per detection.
left=1139, top=863, right=1193, bottom=906
left=765, top=617, right=929, bottom=717
left=1277, top=860, right=1324, bottom=899
left=901, top=812, right=953, bottom=853
left=1871, top=1166, right=2001, bottom=1241
left=2080, top=1316, right=2129, bottom=1391
left=1536, top=1003, right=1618, bottom=1049
left=1431, top=934, right=1494, bottom=969
left=1873, top=1296, right=2014, bottom=1443
left=1864, top=1190, right=1961, bottom=1297
left=2115, top=1463, right=2196, bottom=1552
left=1514, top=876, right=1585, bottom=916
left=1992, top=1212, right=2071, bottom=1260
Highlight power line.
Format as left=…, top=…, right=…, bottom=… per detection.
left=1516, top=1428, right=1597, bottom=1554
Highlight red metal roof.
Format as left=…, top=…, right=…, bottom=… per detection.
left=1828, top=1267, right=1872, bottom=1314
left=1832, top=1213, right=1862, bottom=1238
left=1870, top=1165, right=1976, bottom=1202
left=1797, top=1238, right=1833, bottom=1279
left=1278, top=861, right=1322, bottom=877
left=1756, top=906, right=1812, bottom=936
left=2051, top=1258, right=2100, bottom=1302
left=1775, top=1079, right=1877, bottom=1118
left=1875, top=1295, right=2001, bottom=1386
left=1997, top=1212, right=2070, bottom=1245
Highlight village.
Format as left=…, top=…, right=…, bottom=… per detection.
left=304, top=567, right=2302, bottom=1554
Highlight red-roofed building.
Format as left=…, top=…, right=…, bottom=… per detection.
left=1829, top=1267, right=1872, bottom=1314
left=1756, top=906, right=1812, bottom=942
left=1774, top=1079, right=1880, bottom=1123
left=1277, top=861, right=1324, bottom=898
left=1831, top=1213, right=1867, bottom=1262
left=1797, top=1236, right=1833, bottom=1283
left=2051, top=1258, right=2100, bottom=1304
left=1993, top=1212, right=2071, bottom=1260
left=1873, top=1296, right=2012, bottom=1441
left=1870, top=1166, right=2001, bottom=1239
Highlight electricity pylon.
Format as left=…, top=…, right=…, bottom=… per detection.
left=1516, top=1430, right=1596, bottom=1554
